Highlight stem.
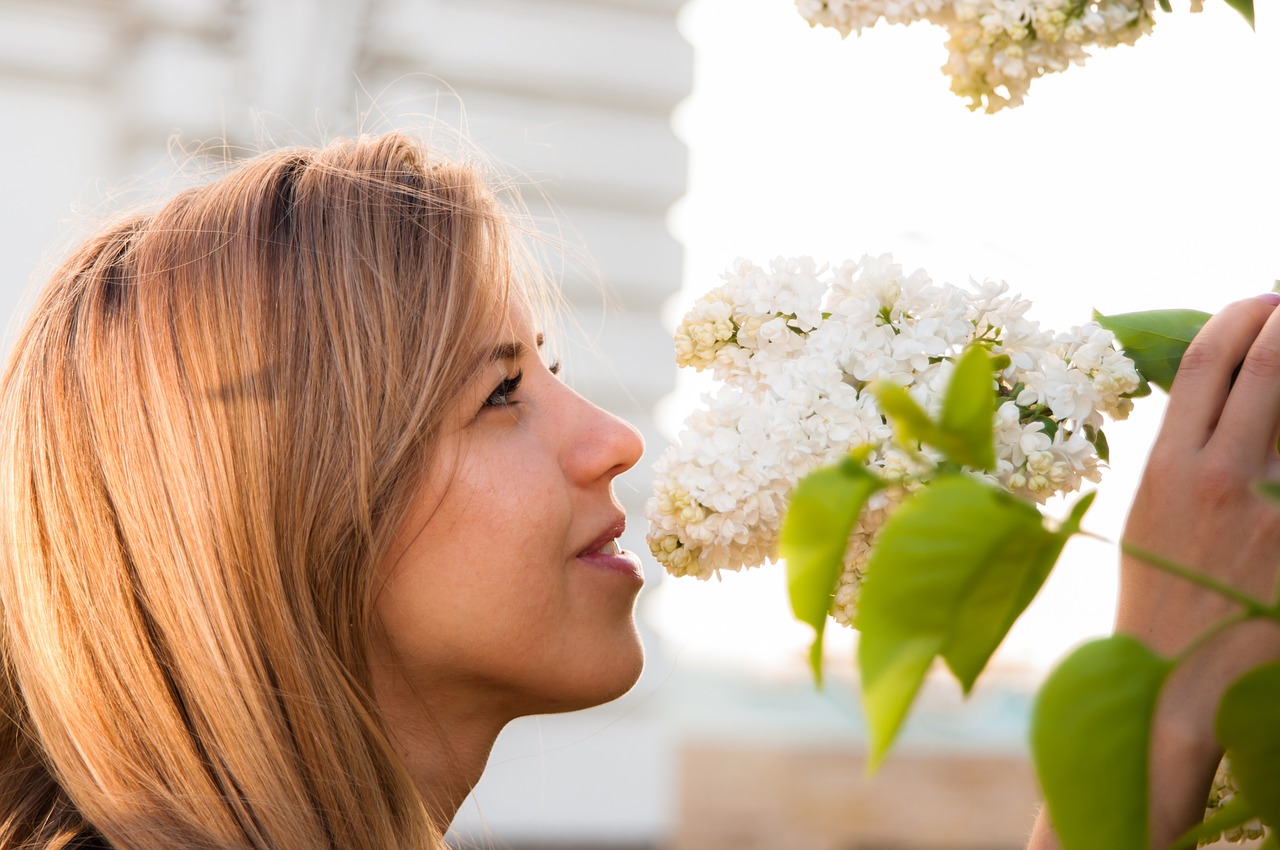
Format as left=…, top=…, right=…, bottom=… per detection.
left=1172, top=609, right=1253, bottom=666
left=1116, top=539, right=1274, bottom=618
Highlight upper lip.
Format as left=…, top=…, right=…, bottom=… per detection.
left=577, top=515, right=626, bottom=556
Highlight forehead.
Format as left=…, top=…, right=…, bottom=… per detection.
left=464, top=292, right=545, bottom=387
left=484, top=280, right=553, bottom=348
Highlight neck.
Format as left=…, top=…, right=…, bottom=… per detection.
left=373, top=673, right=513, bottom=833
left=399, top=718, right=507, bottom=832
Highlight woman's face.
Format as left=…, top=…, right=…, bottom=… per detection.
left=370, top=313, right=646, bottom=731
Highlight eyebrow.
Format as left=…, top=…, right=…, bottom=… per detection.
left=488, top=333, right=545, bottom=363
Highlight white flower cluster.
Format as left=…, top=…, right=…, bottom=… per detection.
left=647, top=254, right=1140, bottom=625
left=1203, top=757, right=1268, bottom=845
left=796, top=0, right=1158, bottom=112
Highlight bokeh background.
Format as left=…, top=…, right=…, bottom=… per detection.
left=1, top=1, right=1277, bottom=848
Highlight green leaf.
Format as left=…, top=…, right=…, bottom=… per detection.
left=939, top=345, right=997, bottom=471
left=941, top=497, right=1080, bottom=692
left=1031, top=635, right=1173, bottom=850
left=1222, top=0, right=1254, bottom=29
left=782, top=453, right=885, bottom=683
left=857, top=476, right=1085, bottom=768
left=872, top=380, right=936, bottom=449
left=1061, top=490, right=1096, bottom=536
left=1032, top=415, right=1058, bottom=441
left=872, top=345, right=999, bottom=471
left=1253, top=480, right=1280, bottom=507
left=1126, top=376, right=1153, bottom=399
left=1216, top=660, right=1280, bottom=825
left=1170, top=793, right=1259, bottom=850
left=1094, top=308, right=1211, bottom=392
left=859, top=631, right=942, bottom=770
left=1084, top=424, right=1110, bottom=464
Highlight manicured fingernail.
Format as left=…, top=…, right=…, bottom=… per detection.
left=1256, top=293, right=1280, bottom=305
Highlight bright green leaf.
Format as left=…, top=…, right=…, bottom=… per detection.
left=945, top=489, right=1091, bottom=689
left=1060, top=490, right=1095, bottom=537
left=873, top=346, right=1001, bottom=471
left=1094, top=309, right=1211, bottom=392
left=782, top=454, right=885, bottom=683
left=1032, top=635, right=1173, bottom=850
left=857, top=476, right=1081, bottom=768
left=1216, top=660, right=1280, bottom=825
left=871, top=380, right=936, bottom=450
left=1222, top=0, right=1255, bottom=29
left=1170, top=793, right=1259, bottom=850
left=859, top=632, right=942, bottom=772
left=940, top=525, right=1060, bottom=692
left=939, top=345, right=997, bottom=471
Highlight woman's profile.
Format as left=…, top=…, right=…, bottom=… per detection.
left=0, top=132, right=644, bottom=850
left=1, top=129, right=1277, bottom=850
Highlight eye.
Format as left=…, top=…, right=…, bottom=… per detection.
left=482, top=370, right=523, bottom=409
left=548, top=359, right=561, bottom=377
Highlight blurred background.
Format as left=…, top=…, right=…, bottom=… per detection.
left=0, top=0, right=1276, bottom=848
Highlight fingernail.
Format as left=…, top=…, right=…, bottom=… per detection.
left=1256, top=293, right=1280, bottom=305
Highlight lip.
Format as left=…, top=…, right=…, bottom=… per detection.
left=576, top=516, right=644, bottom=583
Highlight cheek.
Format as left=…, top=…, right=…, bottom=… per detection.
left=372, top=453, right=571, bottom=667
left=370, top=425, right=642, bottom=715
left=446, top=459, right=573, bottom=616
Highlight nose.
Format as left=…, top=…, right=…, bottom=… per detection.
left=564, top=390, right=645, bottom=485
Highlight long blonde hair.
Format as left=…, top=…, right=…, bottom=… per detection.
left=0, top=132, right=516, bottom=849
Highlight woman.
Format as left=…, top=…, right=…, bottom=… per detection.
left=0, top=130, right=1273, bottom=850
left=0, top=132, right=645, bottom=849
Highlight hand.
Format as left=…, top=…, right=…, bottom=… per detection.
left=1027, top=295, right=1280, bottom=850
left=1117, top=294, right=1280, bottom=846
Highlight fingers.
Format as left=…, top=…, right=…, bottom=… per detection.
left=1213, top=297, right=1280, bottom=462
left=1161, top=296, right=1280, bottom=451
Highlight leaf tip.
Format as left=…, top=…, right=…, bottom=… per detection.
left=864, top=733, right=895, bottom=776
left=808, top=637, right=826, bottom=689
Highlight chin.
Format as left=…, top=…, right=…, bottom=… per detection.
left=598, top=636, right=645, bottom=703
left=539, top=629, right=646, bottom=715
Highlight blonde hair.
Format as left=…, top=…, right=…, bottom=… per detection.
left=0, top=132, right=518, bottom=849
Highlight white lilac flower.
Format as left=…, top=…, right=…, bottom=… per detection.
left=647, top=254, right=1137, bottom=622
left=797, top=0, right=1160, bottom=113
left=796, top=0, right=949, bottom=36
left=1203, top=757, right=1269, bottom=845
left=673, top=289, right=737, bottom=371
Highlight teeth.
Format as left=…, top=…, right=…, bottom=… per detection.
left=600, top=539, right=620, bottom=555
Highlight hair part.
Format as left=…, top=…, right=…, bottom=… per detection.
left=0, top=132, right=526, bottom=850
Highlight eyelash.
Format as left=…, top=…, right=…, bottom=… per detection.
left=483, top=371, right=523, bottom=408
left=482, top=361, right=561, bottom=409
